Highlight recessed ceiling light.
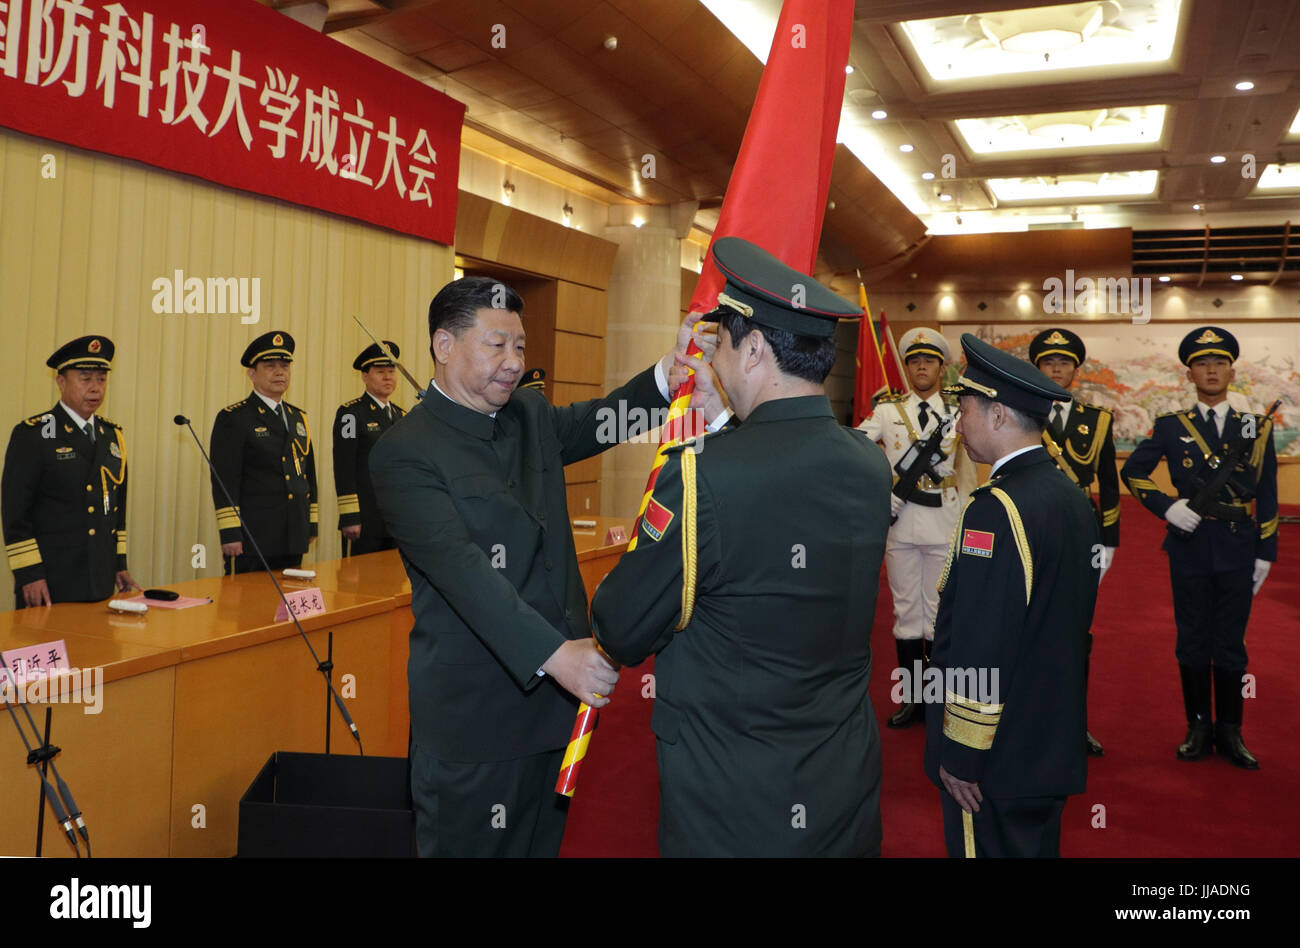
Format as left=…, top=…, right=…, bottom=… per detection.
left=1231, top=274, right=1243, bottom=280
left=1235, top=80, right=1255, bottom=91
left=938, top=192, right=953, bottom=202
left=1210, top=155, right=1226, bottom=164
left=1192, top=203, right=1202, bottom=210
left=1159, top=275, right=1171, bottom=282
left=845, top=65, right=854, bottom=75
left=871, top=109, right=887, bottom=120
left=898, top=3, right=1182, bottom=83
left=921, top=171, right=935, bottom=180
left=899, top=144, right=914, bottom=153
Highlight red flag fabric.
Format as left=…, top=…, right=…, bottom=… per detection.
left=687, top=0, right=854, bottom=312
left=880, top=311, right=908, bottom=395
left=852, top=286, right=890, bottom=426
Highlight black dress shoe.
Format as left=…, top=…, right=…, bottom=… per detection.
left=887, top=702, right=922, bottom=729
left=1214, top=723, right=1260, bottom=770
left=1177, top=720, right=1212, bottom=760
left=1086, top=732, right=1104, bottom=756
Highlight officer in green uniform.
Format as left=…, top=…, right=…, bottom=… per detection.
left=333, top=342, right=406, bottom=557
left=926, top=335, right=1100, bottom=858
left=210, top=331, right=317, bottom=575
left=368, top=276, right=710, bottom=857
left=1121, top=327, right=1277, bottom=769
left=1030, top=327, right=1119, bottom=757
left=3, top=336, right=137, bottom=607
left=590, top=237, right=892, bottom=857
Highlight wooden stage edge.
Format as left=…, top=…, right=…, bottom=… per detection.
left=0, top=516, right=631, bottom=858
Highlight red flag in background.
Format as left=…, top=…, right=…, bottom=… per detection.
left=879, top=311, right=908, bottom=394
left=687, top=0, right=855, bottom=312
left=852, top=278, right=891, bottom=425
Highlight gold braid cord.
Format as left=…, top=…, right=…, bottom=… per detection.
left=675, top=447, right=699, bottom=631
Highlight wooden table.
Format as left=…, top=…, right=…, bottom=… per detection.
left=0, top=517, right=633, bottom=858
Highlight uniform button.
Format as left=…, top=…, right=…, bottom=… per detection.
left=86, top=484, right=93, bottom=492
left=282, top=456, right=287, bottom=462
left=87, top=506, right=94, bottom=513
left=538, top=512, right=546, bottom=521
left=88, top=528, right=95, bottom=536
left=288, top=493, right=294, bottom=499
left=285, top=475, right=290, bottom=481
left=508, top=479, right=517, bottom=488
left=545, top=559, right=553, bottom=570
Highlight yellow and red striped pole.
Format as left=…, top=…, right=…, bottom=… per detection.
left=555, top=333, right=707, bottom=797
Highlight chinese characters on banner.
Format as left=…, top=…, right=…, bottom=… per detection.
left=0, top=0, right=464, bottom=244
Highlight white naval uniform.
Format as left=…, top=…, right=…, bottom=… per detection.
left=858, top=391, right=974, bottom=641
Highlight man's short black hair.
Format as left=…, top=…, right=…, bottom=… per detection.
left=428, top=276, right=524, bottom=340
left=963, top=393, right=1046, bottom=434
left=717, top=310, right=837, bottom=384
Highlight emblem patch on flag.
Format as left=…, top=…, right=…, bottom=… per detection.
left=961, top=529, right=994, bottom=557
left=642, top=497, right=674, bottom=542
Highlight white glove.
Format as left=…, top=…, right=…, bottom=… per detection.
left=1253, top=559, right=1271, bottom=596
left=890, top=493, right=905, bottom=518
left=1097, top=546, right=1116, bottom=584
left=1165, top=498, right=1201, bottom=533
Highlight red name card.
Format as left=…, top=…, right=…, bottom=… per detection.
left=274, top=587, right=326, bottom=623
left=0, top=0, right=464, bottom=244
left=2, top=639, right=70, bottom=687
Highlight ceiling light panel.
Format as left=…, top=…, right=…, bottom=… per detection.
left=900, top=0, right=1183, bottom=83
left=955, top=105, right=1168, bottom=156
left=1254, top=163, right=1300, bottom=191
left=986, top=170, right=1159, bottom=202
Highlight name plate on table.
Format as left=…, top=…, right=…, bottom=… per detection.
left=604, top=526, right=627, bottom=544
left=2, top=640, right=70, bottom=688
left=274, top=588, right=327, bottom=623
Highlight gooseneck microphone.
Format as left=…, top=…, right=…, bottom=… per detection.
left=174, top=414, right=363, bottom=754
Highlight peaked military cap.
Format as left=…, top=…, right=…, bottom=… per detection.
left=1179, top=325, right=1238, bottom=366
left=898, top=327, right=950, bottom=363
left=354, top=341, right=399, bottom=371
left=955, top=333, right=1070, bottom=418
left=241, top=330, right=295, bottom=367
left=1029, top=327, right=1086, bottom=367
left=704, top=236, right=861, bottom=339
left=520, top=367, right=546, bottom=391
left=47, top=335, right=114, bottom=371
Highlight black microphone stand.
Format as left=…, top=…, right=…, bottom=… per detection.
left=0, top=661, right=89, bottom=856
left=175, top=415, right=363, bottom=755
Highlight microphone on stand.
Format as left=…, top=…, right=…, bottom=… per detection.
left=174, top=414, right=363, bottom=753
left=0, top=662, right=85, bottom=855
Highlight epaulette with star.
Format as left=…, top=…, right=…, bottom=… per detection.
left=877, top=393, right=907, bottom=404
left=285, top=401, right=307, bottom=414
left=222, top=398, right=247, bottom=412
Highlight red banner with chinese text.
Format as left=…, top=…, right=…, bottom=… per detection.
left=0, top=0, right=464, bottom=245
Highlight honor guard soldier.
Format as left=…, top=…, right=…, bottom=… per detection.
left=2, top=336, right=137, bottom=607
left=211, top=331, right=317, bottom=575
left=334, top=342, right=406, bottom=557
left=858, top=328, right=975, bottom=728
left=1121, top=327, right=1278, bottom=770
left=1030, top=327, right=1119, bottom=757
left=591, top=237, right=892, bottom=856
left=926, top=335, right=1100, bottom=857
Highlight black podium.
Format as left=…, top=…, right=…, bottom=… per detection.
left=238, top=752, right=416, bottom=857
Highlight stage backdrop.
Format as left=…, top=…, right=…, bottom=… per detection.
left=0, top=0, right=464, bottom=244
left=930, top=323, right=1299, bottom=454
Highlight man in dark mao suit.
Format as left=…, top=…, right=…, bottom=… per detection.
left=591, top=237, right=892, bottom=856
left=369, top=275, right=713, bottom=857
left=925, top=334, right=1100, bottom=858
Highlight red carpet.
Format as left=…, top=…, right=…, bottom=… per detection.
left=560, top=496, right=1299, bottom=857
